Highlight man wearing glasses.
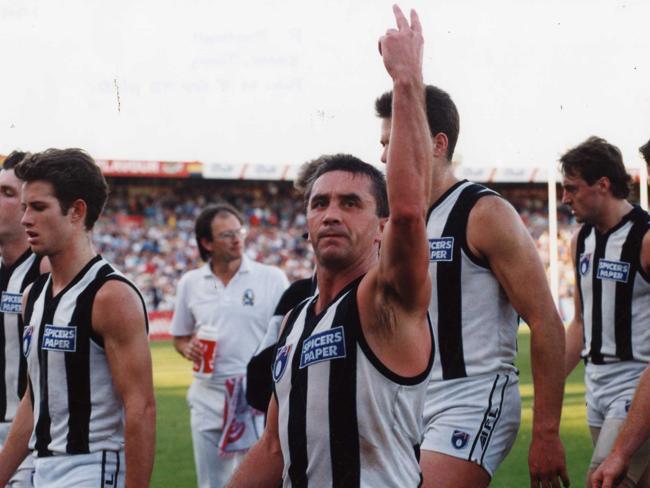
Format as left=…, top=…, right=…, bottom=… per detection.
left=171, top=203, right=289, bottom=488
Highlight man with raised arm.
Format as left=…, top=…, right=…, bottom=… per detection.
left=0, top=149, right=155, bottom=487
left=375, top=38, right=568, bottom=488
left=562, top=137, right=650, bottom=488
left=229, top=6, right=433, bottom=486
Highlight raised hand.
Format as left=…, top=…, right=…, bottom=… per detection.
left=378, top=4, right=424, bottom=82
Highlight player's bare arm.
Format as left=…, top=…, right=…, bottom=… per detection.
left=591, top=365, right=650, bottom=488
left=93, top=280, right=156, bottom=488
left=228, top=394, right=283, bottom=487
left=467, top=196, right=569, bottom=488
left=565, top=230, right=585, bottom=378
left=360, top=5, right=432, bottom=377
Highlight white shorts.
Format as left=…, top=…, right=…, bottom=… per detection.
left=589, top=419, right=650, bottom=483
left=585, top=361, right=647, bottom=428
left=0, top=422, right=34, bottom=487
left=33, top=450, right=124, bottom=488
left=421, top=371, right=521, bottom=477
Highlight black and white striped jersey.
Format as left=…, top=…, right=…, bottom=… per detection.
left=273, top=277, right=432, bottom=487
left=426, top=180, right=519, bottom=381
left=576, top=205, right=650, bottom=364
left=23, top=255, right=147, bottom=457
left=0, top=249, right=42, bottom=423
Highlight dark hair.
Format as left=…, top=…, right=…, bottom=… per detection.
left=14, top=148, right=108, bottom=229
left=560, top=136, right=631, bottom=199
left=294, top=157, right=326, bottom=194
left=375, top=84, right=460, bottom=161
left=195, top=203, right=244, bottom=261
left=2, top=151, right=28, bottom=170
left=640, top=138, right=650, bottom=165
left=304, top=154, right=388, bottom=218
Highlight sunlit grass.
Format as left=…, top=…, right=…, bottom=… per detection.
left=151, top=333, right=593, bottom=487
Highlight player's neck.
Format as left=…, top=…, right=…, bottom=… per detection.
left=314, top=253, right=375, bottom=314
left=210, top=257, right=241, bottom=286
left=48, top=233, right=97, bottom=295
left=0, top=235, right=30, bottom=267
left=593, top=199, right=634, bottom=234
left=428, top=164, right=459, bottom=207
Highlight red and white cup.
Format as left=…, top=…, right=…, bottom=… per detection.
left=192, top=328, right=218, bottom=379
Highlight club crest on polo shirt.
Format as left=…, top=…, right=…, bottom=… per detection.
left=299, top=326, right=346, bottom=369
left=41, top=324, right=77, bottom=353
left=596, top=259, right=630, bottom=283
left=428, top=237, right=454, bottom=262
left=579, top=253, right=591, bottom=276
left=272, top=343, right=292, bottom=382
left=0, top=291, right=22, bottom=314
left=242, top=288, right=255, bottom=306
left=451, top=430, right=470, bottom=449
left=22, top=325, right=34, bottom=357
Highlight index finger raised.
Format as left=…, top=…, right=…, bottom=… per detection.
left=393, top=4, right=409, bottom=30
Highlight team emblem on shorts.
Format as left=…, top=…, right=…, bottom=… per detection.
left=451, top=430, right=470, bottom=449
left=242, top=289, right=255, bottom=306
left=272, top=344, right=292, bottom=382
left=22, top=325, right=34, bottom=357
left=579, top=253, right=591, bottom=276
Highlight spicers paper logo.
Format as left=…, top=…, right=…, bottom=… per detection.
left=597, top=259, right=630, bottom=283
left=299, top=326, right=346, bottom=369
left=41, top=324, right=77, bottom=353
left=429, top=237, right=454, bottom=262
left=0, top=292, right=22, bottom=314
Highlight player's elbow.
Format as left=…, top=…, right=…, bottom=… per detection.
left=389, top=207, right=425, bottom=229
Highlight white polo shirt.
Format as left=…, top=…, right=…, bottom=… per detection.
left=171, top=256, right=289, bottom=383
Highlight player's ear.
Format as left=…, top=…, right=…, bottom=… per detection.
left=68, top=198, right=87, bottom=226
left=432, top=132, right=449, bottom=160
left=376, top=217, right=388, bottom=243
left=597, top=176, right=611, bottom=193
left=199, top=237, right=214, bottom=253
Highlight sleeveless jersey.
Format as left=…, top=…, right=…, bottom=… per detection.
left=273, top=277, right=433, bottom=488
left=426, top=180, right=519, bottom=381
left=0, top=249, right=42, bottom=423
left=576, top=205, right=650, bottom=364
left=23, top=255, right=147, bottom=456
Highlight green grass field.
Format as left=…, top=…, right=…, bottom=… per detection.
left=150, top=332, right=592, bottom=487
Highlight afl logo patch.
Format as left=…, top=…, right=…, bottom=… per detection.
left=451, top=430, right=470, bottom=449
left=22, top=325, right=34, bottom=357
left=242, top=289, right=255, bottom=306
left=272, top=344, right=292, bottom=382
left=579, top=253, right=591, bottom=276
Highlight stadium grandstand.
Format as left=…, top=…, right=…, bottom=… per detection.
left=3, top=155, right=648, bottom=336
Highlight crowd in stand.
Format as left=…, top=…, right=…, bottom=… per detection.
left=94, top=180, right=577, bottom=320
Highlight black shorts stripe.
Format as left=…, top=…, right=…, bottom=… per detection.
left=100, top=450, right=107, bottom=486
left=468, top=374, right=499, bottom=460
left=479, top=374, right=508, bottom=466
